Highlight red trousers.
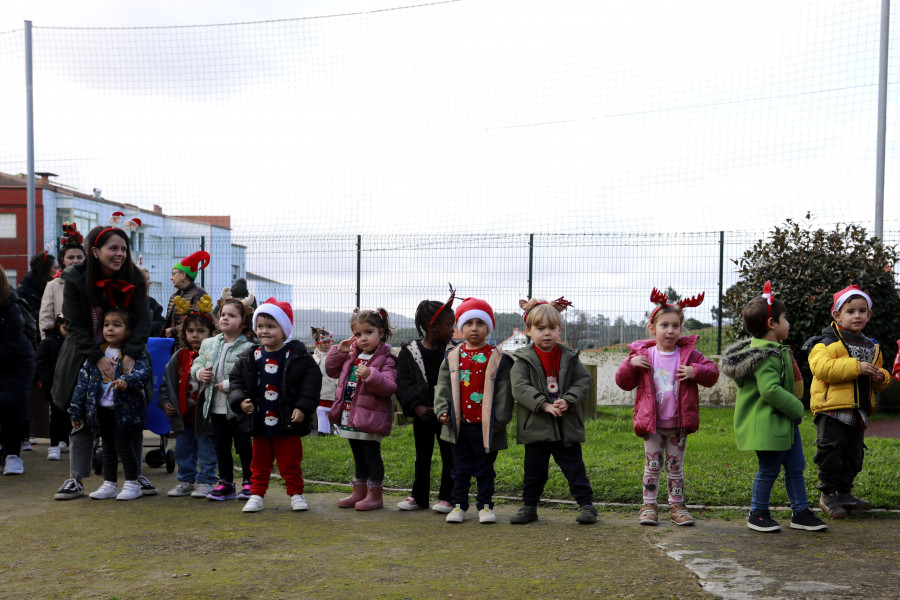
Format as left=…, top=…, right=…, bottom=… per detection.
left=249, top=435, right=304, bottom=497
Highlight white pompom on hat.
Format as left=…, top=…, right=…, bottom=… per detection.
left=455, top=297, right=495, bottom=334
left=253, top=297, right=294, bottom=339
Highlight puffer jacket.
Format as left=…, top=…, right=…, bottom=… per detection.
left=158, top=348, right=212, bottom=436
left=0, top=290, right=36, bottom=408
left=191, top=332, right=255, bottom=421
left=325, top=342, right=397, bottom=437
left=615, top=335, right=719, bottom=436
left=720, top=338, right=804, bottom=452
left=805, top=322, right=890, bottom=416
left=511, top=343, right=592, bottom=445
left=68, top=348, right=152, bottom=435
left=16, top=270, right=46, bottom=320
left=395, top=339, right=458, bottom=417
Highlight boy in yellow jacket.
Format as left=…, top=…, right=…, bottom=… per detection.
left=804, top=285, right=891, bottom=518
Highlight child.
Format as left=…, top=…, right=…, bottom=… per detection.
left=615, top=289, right=719, bottom=526
left=229, top=297, right=321, bottom=513
left=396, top=289, right=458, bottom=513
left=325, top=309, right=398, bottom=511
left=310, top=327, right=338, bottom=436
left=434, top=297, right=513, bottom=524
left=804, top=285, right=890, bottom=518
left=721, top=281, right=827, bottom=532
left=159, top=296, right=218, bottom=499
left=192, top=297, right=256, bottom=500
left=36, top=314, right=70, bottom=461
left=509, top=297, right=597, bottom=525
left=69, top=307, right=151, bottom=501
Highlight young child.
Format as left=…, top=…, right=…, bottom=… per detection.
left=69, top=307, right=151, bottom=501
left=396, top=289, right=458, bottom=513
left=509, top=297, right=597, bottom=525
left=35, top=314, right=70, bottom=461
left=229, top=297, right=321, bottom=513
left=721, top=282, right=827, bottom=532
left=615, top=289, right=719, bottom=526
left=325, top=309, right=398, bottom=511
left=191, top=297, right=256, bottom=500
left=804, top=285, right=890, bottom=518
left=310, top=327, right=338, bottom=436
left=434, top=297, right=513, bottom=524
left=159, top=296, right=218, bottom=499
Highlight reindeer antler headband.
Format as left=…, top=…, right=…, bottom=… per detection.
left=520, top=296, right=573, bottom=322
left=428, top=283, right=458, bottom=326
left=175, top=294, right=216, bottom=329
left=649, top=287, right=705, bottom=324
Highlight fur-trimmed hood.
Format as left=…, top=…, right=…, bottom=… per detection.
left=720, top=338, right=785, bottom=384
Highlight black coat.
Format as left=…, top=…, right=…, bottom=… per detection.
left=0, top=291, right=36, bottom=407
left=148, top=296, right=165, bottom=338
left=16, top=271, right=46, bottom=320
left=35, top=332, right=64, bottom=403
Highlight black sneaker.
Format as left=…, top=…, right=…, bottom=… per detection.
left=790, top=508, right=828, bottom=531
left=509, top=505, right=538, bottom=524
left=576, top=504, right=598, bottom=524
left=54, top=478, right=84, bottom=501
left=137, top=475, right=158, bottom=496
left=747, top=510, right=780, bottom=532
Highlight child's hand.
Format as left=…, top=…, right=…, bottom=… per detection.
left=415, top=405, right=435, bottom=421
left=630, top=356, right=650, bottom=369
left=540, top=402, right=563, bottom=417
left=859, top=362, right=881, bottom=378
left=873, top=369, right=886, bottom=383
left=552, top=398, right=569, bottom=413
left=356, top=365, right=371, bottom=380
left=213, top=382, right=227, bottom=393
left=336, top=338, right=353, bottom=353
left=198, top=366, right=214, bottom=383
left=677, top=365, right=695, bottom=381
left=162, top=403, right=176, bottom=417
left=241, top=398, right=254, bottom=414
left=439, top=412, right=451, bottom=426
left=291, top=408, right=304, bottom=423
left=112, top=379, right=128, bottom=391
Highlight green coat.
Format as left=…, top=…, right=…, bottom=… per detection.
left=720, top=338, right=804, bottom=452
left=510, top=343, right=592, bottom=445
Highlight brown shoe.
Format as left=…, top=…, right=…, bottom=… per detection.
left=669, top=502, right=695, bottom=526
left=819, top=492, right=848, bottom=519
left=638, top=503, right=658, bottom=526
left=837, top=492, right=872, bottom=511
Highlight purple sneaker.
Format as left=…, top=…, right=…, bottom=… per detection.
left=238, top=481, right=252, bottom=500
left=207, top=480, right=238, bottom=501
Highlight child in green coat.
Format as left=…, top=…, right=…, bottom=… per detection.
left=720, top=282, right=826, bottom=533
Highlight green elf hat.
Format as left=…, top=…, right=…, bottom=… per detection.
left=173, top=250, right=211, bottom=280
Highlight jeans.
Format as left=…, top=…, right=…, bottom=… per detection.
left=174, top=425, right=217, bottom=484
left=752, top=426, right=809, bottom=512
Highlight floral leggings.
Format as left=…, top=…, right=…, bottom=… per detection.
left=642, top=428, right=686, bottom=504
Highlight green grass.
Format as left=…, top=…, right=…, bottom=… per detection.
left=300, top=406, right=900, bottom=509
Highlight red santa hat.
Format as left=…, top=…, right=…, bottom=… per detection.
left=253, top=297, right=294, bottom=340
left=455, top=297, right=495, bottom=334
left=832, top=285, right=872, bottom=313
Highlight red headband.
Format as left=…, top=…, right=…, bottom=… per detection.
left=649, top=288, right=705, bottom=324
left=428, top=283, right=457, bottom=326
left=762, top=281, right=774, bottom=321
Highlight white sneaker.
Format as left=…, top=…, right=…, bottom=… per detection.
left=3, top=455, right=23, bottom=475
left=89, top=481, right=119, bottom=499
left=47, top=446, right=61, bottom=461
left=397, top=496, right=421, bottom=511
left=446, top=505, right=466, bottom=523
left=58, top=441, right=69, bottom=453
left=291, top=494, right=309, bottom=511
left=191, top=483, right=214, bottom=498
left=116, top=480, right=143, bottom=501
left=167, top=481, right=195, bottom=497
left=432, top=500, right=453, bottom=513
left=479, top=508, right=497, bottom=524
left=243, top=495, right=264, bottom=512
left=21, top=441, right=32, bottom=451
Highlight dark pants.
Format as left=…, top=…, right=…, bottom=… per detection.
left=814, top=414, right=866, bottom=493
left=450, top=422, right=497, bottom=511
left=211, top=413, right=253, bottom=483
left=522, top=441, right=593, bottom=507
left=411, top=416, right=454, bottom=507
left=98, top=407, right=140, bottom=482
left=0, top=402, right=24, bottom=456
left=753, top=426, right=809, bottom=512
left=349, top=438, right=384, bottom=483
left=50, top=402, right=72, bottom=447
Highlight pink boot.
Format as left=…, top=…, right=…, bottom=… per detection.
left=338, top=479, right=368, bottom=508
left=355, top=483, right=384, bottom=511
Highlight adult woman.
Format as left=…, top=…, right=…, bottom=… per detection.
left=39, top=222, right=85, bottom=339
left=0, top=266, right=36, bottom=475
left=17, top=251, right=57, bottom=320
left=52, top=225, right=156, bottom=499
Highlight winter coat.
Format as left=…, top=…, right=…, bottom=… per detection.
left=325, top=342, right=398, bottom=437
left=720, top=338, right=804, bottom=452
left=35, top=332, right=64, bottom=404
left=191, top=332, right=255, bottom=421
left=805, top=322, right=890, bottom=416
left=0, top=291, right=36, bottom=408
left=148, top=296, right=165, bottom=338
left=16, top=270, right=46, bottom=321
left=163, top=281, right=208, bottom=338
left=511, top=343, right=592, bottom=445
left=38, top=277, right=64, bottom=340
left=433, top=345, right=513, bottom=453
left=228, top=340, right=322, bottom=436
left=51, top=263, right=151, bottom=411
left=615, top=335, right=719, bottom=436
left=396, top=339, right=458, bottom=417
left=68, top=348, right=152, bottom=435
left=312, top=348, right=339, bottom=401
left=158, top=348, right=212, bottom=437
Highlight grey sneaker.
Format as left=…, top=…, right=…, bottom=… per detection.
left=510, top=505, right=538, bottom=524
left=837, top=492, right=872, bottom=511
left=819, top=492, right=848, bottom=519
left=167, top=481, right=195, bottom=497
left=191, top=483, right=215, bottom=498
left=576, top=504, right=598, bottom=524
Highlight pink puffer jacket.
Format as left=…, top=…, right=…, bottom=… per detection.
left=325, top=341, right=397, bottom=437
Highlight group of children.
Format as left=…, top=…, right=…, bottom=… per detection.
left=40, top=276, right=889, bottom=530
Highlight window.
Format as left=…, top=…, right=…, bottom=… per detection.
left=232, top=264, right=241, bottom=281
left=0, top=214, right=16, bottom=238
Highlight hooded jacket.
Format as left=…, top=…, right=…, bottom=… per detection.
left=720, top=338, right=804, bottom=452
left=396, top=339, right=458, bottom=417
left=325, top=341, right=398, bottom=437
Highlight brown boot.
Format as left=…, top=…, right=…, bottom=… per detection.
left=819, top=491, right=847, bottom=519
left=638, top=504, right=658, bottom=526
left=669, top=502, right=695, bottom=526
left=338, top=479, right=368, bottom=508
left=355, top=483, right=384, bottom=511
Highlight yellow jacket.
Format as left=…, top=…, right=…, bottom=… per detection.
left=808, top=322, right=890, bottom=415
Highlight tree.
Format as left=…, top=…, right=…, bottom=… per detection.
left=721, top=215, right=900, bottom=398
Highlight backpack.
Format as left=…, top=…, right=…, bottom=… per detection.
left=15, top=297, right=39, bottom=350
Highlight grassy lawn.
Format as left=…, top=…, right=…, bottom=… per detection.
left=301, top=406, right=900, bottom=509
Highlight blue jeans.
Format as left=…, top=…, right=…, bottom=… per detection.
left=752, top=426, right=809, bottom=512
left=174, top=426, right=217, bottom=485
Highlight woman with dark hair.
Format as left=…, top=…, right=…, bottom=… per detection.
left=0, top=265, right=36, bottom=475
left=51, top=224, right=157, bottom=500
left=39, top=221, right=85, bottom=339
left=17, top=251, right=57, bottom=320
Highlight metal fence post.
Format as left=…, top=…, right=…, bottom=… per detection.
left=527, top=233, right=534, bottom=299
left=25, top=21, right=35, bottom=258
left=356, top=234, right=361, bottom=309
left=717, top=230, right=724, bottom=355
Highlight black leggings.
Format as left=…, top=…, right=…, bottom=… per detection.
left=50, top=402, right=72, bottom=447
left=98, top=407, right=140, bottom=482
left=0, top=402, right=24, bottom=456
left=349, top=438, right=384, bottom=483
left=211, top=413, right=253, bottom=483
